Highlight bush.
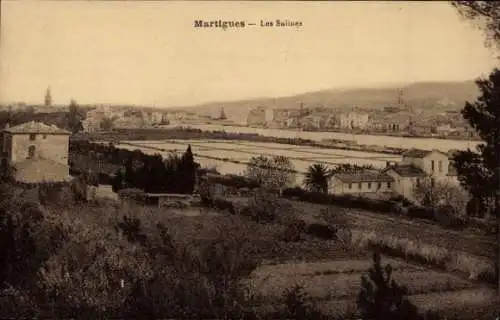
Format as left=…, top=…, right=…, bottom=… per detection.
left=306, top=223, right=337, bottom=240
left=211, top=198, right=236, bottom=214
left=434, top=205, right=469, bottom=230
left=406, top=205, right=435, bottom=220
left=357, top=251, right=421, bottom=320
left=281, top=285, right=323, bottom=319
left=240, top=193, right=292, bottom=223
left=280, top=219, right=306, bottom=242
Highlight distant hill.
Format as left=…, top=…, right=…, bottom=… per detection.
left=172, top=80, right=480, bottom=124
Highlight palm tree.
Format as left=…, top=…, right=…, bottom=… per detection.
left=303, top=164, right=330, bottom=193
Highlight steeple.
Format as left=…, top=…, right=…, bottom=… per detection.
left=45, top=86, right=52, bottom=107
left=219, top=107, right=227, bottom=120
left=397, top=88, right=404, bottom=109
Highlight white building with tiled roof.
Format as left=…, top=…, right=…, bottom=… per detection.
left=330, top=148, right=462, bottom=202
left=329, top=170, right=395, bottom=199
left=0, top=121, right=72, bottom=184
left=383, top=148, right=458, bottom=201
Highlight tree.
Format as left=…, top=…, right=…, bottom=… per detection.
left=303, top=164, right=330, bottom=194
left=112, top=169, right=124, bottom=193
left=100, top=117, right=114, bottom=131
left=179, top=145, right=197, bottom=194
left=413, top=178, right=469, bottom=213
left=245, top=155, right=296, bottom=191
left=451, top=4, right=500, bottom=294
left=451, top=70, right=500, bottom=219
left=357, top=251, right=420, bottom=320
left=452, top=2, right=500, bottom=51
left=68, top=100, right=83, bottom=134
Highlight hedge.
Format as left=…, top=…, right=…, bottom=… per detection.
left=282, top=187, right=399, bottom=214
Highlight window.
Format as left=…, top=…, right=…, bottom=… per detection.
left=416, top=178, right=420, bottom=187
left=387, top=182, right=392, bottom=189
left=348, top=183, right=352, bottom=189
left=358, top=182, right=362, bottom=189
left=27, top=145, right=35, bottom=159
left=377, top=182, right=382, bottom=189
left=431, top=160, right=435, bottom=172
left=367, top=182, right=372, bottom=189
left=438, top=160, right=443, bottom=173
left=43, top=134, right=47, bottom=139
left=29, top=133, right=36, bottom=141
left=431, top=178, right=435, bottom=188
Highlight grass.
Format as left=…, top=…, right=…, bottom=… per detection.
left=346, top=228, right=496, bottom=282
left=248, top=267, right=476, bottom=301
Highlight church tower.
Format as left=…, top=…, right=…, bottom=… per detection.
left=44, top=86, right=52, bottom=107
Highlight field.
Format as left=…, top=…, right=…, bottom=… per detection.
left=123, top=197, right=496, bottom=319
left=111, top=139, right=401, bottom=183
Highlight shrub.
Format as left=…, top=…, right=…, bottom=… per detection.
left=357, top=251, right=421, bottom=320
left=434, top=205, right=469, bottom=230
left=282, top=285, right=323, bottom=319
left=211, top=198, right=236, bottom=214
left=280, top=219, right=306, bottom=242
left=240, top=192, right=292, bottom=223
left=306, top=223, right=337, bottom=240
left=406, top=205, right=435, bottom=221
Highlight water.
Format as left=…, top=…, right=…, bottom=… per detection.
left=171, top=124, right=483, bottom=152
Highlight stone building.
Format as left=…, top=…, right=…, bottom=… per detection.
left=0, top=121, right=72, bottom=184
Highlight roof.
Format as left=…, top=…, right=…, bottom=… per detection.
left=13, top=158, right=73, bottom=184
left=333, top=170, right=394, bottom=183
left=385, top=164, right=427, bottom=178
left=3, top=121, right=70, bottom=135
left=401, top=148, right=447, bottom=159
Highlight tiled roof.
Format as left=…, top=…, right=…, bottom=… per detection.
left=386, top=165, right=427, bottom=178
left=334, top=170, right=395, bottom=183
left=13, top=158, right=73, bottom=183
left=4, top=121, right=70, bottom=135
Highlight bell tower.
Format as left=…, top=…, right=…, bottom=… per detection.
left=44, top=86, right=52, bottom=107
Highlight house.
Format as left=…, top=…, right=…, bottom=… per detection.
left=0, top=121, right=73, bottom=185
left=436, top=124, right=455, bottom=136
left=82, top=117, right=101, bottom=132
left=384, top=149, right=451, bottom=201
left=329, top=170, right=395, bottom=199
left=339, top=112, right=369, bottom=130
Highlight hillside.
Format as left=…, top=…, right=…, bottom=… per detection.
left=174, top=80, right=480, bottom=123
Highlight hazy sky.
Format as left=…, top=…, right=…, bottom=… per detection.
left=1, top=1, right=498, bottom=107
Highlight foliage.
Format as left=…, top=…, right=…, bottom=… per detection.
left=68, top=100, right=84, bottom=134
left=357, top=251, right=421, bottom=320
left=452, top=1, right=500, bottom=50
left=245, top=155, right=296, bottom=190
left=240, top=191, right=293, bottom=223
left=280, top=218, right=307, bottom=242
left=100, top=117, right=114, bottom=131
left=413, top=178, right=469, bottom=215
left=74, top=140, right=201, bottom=194
left=303, top=163, right=330, bottom=193
left=451, top=69, right=500, bottom=218
left=282, top=285, right=323, bottom=319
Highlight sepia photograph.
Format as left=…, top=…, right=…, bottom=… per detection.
left=1, top=0, right=500, bottom=318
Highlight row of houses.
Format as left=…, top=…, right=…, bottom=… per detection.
left=329, top=149, right=460, bottom=203
left=82, top=106, right=174, bottom=132
left=245, top=106, right=478, bottom=137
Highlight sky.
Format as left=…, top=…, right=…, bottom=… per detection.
left=0, top=1, right=498, bottom=107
